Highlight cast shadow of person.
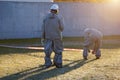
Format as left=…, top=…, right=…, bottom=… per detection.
left=0, top=58, right=97, bottom=80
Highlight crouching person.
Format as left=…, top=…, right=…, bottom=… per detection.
left=83, top=28, right=103, bottom=60
left=41, top=4, right=64, bottom=68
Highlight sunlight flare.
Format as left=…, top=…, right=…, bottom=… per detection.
left=109, top=0, right=120, bottom=7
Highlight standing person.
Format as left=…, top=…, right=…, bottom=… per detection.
left=41, top=4, right=64, bottom=68
left=83, top=28, right=103, bottom=60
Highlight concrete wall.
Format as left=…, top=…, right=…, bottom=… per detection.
left=0, top=0, right=53, bottom=2
left=0, top=2, right=120, bottom=39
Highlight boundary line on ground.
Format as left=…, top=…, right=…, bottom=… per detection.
left=0, top=45, right=82, bottom=51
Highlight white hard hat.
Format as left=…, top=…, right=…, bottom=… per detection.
left=50, top=4, right=59, bottom=10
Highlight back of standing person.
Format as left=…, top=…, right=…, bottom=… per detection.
left=41, top=4, right=64, bottom=68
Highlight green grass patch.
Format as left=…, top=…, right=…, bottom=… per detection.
left=0, top=38, right=41, bottom=45
left=103, top=35, right=120, bottom=40
left=0, top=46, right=42, bottom=55
left=63, top=37, right=84, bottom=41
left=0, top=35, right=120, bottom=49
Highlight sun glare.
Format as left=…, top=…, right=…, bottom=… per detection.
left=110, top=0, right=119, bottom=3
left=109, top=0, right=120, bottom=5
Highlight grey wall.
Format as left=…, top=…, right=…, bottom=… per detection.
left=0, top=2, right=120, bottom=39
left=0, top=0, right=53, bottom=2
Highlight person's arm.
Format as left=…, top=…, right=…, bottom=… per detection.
left=41, top=18, right=46, bottom=45
left=58, top=16, right=64, bottom=32
left=41, top=19, right=45, bottom=39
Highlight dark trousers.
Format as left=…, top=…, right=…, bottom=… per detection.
left=44, top=39, right=63, bottom=66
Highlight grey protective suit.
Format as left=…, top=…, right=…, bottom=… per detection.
left=41, top=13, right=64, bottom=67
left=83, top=28, right=103, bottom=59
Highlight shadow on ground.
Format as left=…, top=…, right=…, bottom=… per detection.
left=0, top=59, right=97, bottom=80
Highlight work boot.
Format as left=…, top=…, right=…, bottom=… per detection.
left=83, top=57, right=88, bottom=60
left=92, top=50, right=95, bottom=54
left=96, top=56, right=100, bottom=59
left=54, top=63, right=62, bottom=68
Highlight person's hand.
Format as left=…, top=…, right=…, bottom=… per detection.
left=88, top=49, right=90, bottom=53
left=92, top=50, right=95, bottom=54
left=41, top=38, right=45, bottom=46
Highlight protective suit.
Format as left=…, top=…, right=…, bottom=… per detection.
left=83, top=28, right=103, bottom=59
left=41, top=4, right=64, bottom=68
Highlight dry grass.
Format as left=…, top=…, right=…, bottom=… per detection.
left=0, top=48, right=120, bottom=80
left=0, top=36, right=120, bottom=80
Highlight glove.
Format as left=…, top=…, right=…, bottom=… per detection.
left=41, top=38, right=45, bottom=46
left=88, top=49, right=90, bottom=53
left=92, top=50, right=95, bottom=54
